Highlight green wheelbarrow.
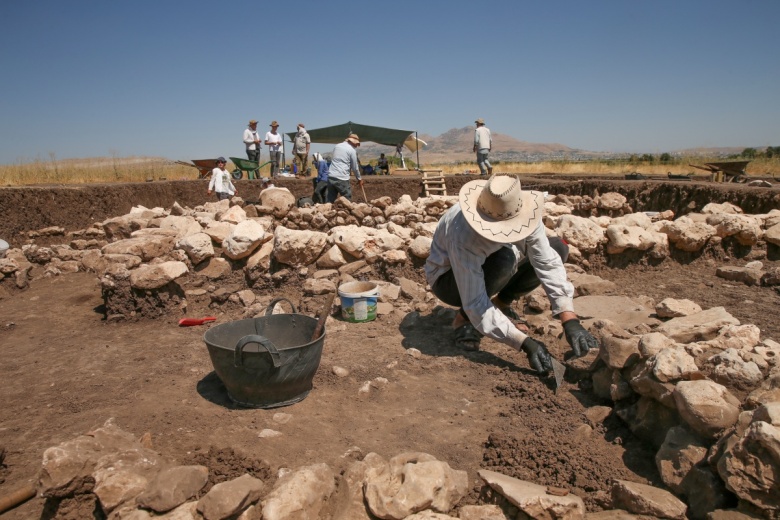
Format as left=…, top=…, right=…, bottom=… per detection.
left=229, top=157, right=272, bottom=180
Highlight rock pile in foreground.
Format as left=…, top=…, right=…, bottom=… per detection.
left=38, top=419, right=696, bottom=520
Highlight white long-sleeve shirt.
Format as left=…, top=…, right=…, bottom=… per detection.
left=243, top=128, right=260, bottom=150
left=425, top=204, right=574, bottom=351
left=208, top=167, right=236, bottom=195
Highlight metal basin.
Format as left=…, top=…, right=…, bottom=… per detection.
left=203, top=298, right=324, bottom=408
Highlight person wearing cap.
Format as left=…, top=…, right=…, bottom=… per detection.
left=264, top=121, right=283, bottom=177
left=473, top=118, right=493, bottom=176
left=293, top=123, right=311, bottom=176
left=206, top=157, right=237, bottom=201
left=424, top=174, right=598, bottom=374
left=326, top=134, right=364, bottom=202
left=311, top=152, right=330, bottom=204
left=243, top=120, right=261, bottom=163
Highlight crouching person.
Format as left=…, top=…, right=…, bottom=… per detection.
left=424, top=174, right=598, bottom=374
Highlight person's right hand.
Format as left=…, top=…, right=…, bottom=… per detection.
left=207, top=190, right=212, bottom=195
left=521, top=337, right=553, bottom=375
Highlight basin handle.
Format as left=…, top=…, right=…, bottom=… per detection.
left=234, top=335, right=282, bottom=368
left=264, top=297, right=297, bottom=316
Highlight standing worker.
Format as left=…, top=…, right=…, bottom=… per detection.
left=206, top=157, right=237, bottom=201
left=265, top=120, right=283, bottom=177
left=327, top=134, right=364, bottom=202
left=474, top=118, right=492, bottom=176
left=424, top=174, right=598, bottom=373
left=293, top=123, right=311, bottom=176
left=243, top=120, right=261, bottom=163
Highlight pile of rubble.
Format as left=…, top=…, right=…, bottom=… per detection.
left=34, top=418, right=702, bottom=520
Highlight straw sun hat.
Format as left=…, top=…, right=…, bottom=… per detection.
left=459, top=174, right=543, bottom=243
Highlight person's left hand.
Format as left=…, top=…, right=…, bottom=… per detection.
left=563, top=319, right=598, bottom=357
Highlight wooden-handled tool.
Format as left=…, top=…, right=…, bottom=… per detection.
left=0, top=483, right=36, bottom=514
left=311, top=291, right=337, bottom=341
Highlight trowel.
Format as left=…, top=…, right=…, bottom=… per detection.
left=549, top=357, right=566, bottom=393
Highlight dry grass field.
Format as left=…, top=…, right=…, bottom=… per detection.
left=0, top=155, right=778, bottom=186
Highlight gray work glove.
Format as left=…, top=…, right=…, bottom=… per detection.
left=521, top=337, right=553, bottom=375
left=563, top=319, right=598, bottom=358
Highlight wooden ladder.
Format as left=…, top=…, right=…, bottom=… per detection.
left=421, top=170, right=447, bottom=197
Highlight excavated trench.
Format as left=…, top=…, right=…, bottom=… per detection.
left=1, top=176, right=778, bottom=242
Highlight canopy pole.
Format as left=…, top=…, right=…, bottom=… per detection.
left=415, top=132, right=420, bottom=171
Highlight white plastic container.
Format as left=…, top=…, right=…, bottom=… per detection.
left=338, top=281, right=379, bottom=323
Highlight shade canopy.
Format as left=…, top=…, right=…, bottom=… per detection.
left=286, top=121, right=416, bottom=148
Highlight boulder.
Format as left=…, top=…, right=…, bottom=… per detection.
left=129, top=261, right=189, bottom=290
left=478, top=469, right=585, bottom=520
left=673, top=380, right=741, bottom=438
left=223, top=220, right=266, bottom=260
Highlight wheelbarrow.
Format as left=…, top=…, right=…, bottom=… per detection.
left=202, top=298, right=326, bottom=408
left=229, top=157, right=272, bottom=180
left=689, top=161, right=751, bottom=183
left=174, top=158, right=221, bottom=179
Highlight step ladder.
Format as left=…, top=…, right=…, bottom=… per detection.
left=421, top=170, right=447, bottom=197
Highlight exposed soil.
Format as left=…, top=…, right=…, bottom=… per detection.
left=0, top=178, right=778, bottom=519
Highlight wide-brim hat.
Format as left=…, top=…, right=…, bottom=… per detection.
left=458, top=174, right=543, bottom=243
left=475, top=118, right=485, bottom=125
left=248, top=120, right=258, bottom=125
left=346, top=133, right=360, bottom=146
left=270, top=120, right=279, bottom=127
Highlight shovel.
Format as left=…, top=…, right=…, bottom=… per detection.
left=178, top=317, right=216, bottom=327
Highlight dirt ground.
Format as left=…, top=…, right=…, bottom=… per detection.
left=0, top=178, right=778, bottom=519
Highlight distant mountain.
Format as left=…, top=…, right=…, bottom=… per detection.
left=358, top=126, right=581, bottom=164
left=356, top=127, right=753, bottom=165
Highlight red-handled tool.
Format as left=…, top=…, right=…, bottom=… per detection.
left=178, top=317, right=217, bottom=327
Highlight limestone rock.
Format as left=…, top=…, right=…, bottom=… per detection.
left=478, top=469, right=585, bottom=520
left=655, top=426, right=707, bottom=494
left=611, top=480, right=687, bottom=519
left=655, top=298, right=702, bottom=319
left=129, top=261, right=188, bottom=290
left=197, top=474, right=265, bottom=520
left=176, top=233, right=215, bottom=265
left=555, top=215, right=606, bottom=253
left=716, top=266, right=763, bottom=286
left=136, top=465, right=209, bottom=513
left=159, top=216, right=202, bottom=238
left=261, top=463, right=335, bottom=520
left=102, top=235, right=176, bottom=262
left=218, top=205, right=247, bottom=224
left=673, top=380, right=741, bottom=438
left=717, top=403, right=780, bottom=512
left=273, top=226, right=328, bottom=267
left=365, top=453, right=468, bottom=519
left=655, top=307, right=740, bottom=343
left=223, top=220, right=266, bottom=260
left=259, top=187, right=296, bottom=218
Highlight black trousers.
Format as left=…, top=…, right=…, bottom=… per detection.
left=431, top=237, right=569, bottom=309
left=247, top=149, right=259, bottom=162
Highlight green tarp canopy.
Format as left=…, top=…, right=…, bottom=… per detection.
left=286, top=121, right=414, bottom=148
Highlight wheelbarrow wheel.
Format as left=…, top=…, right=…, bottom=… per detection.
left=231, top=169, right=243, bottom=181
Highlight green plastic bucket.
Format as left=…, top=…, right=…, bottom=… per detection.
left=338, top=281, right=379, bottom=323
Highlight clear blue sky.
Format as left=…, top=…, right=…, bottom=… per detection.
left=1, top=0, right=778, bottom=164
